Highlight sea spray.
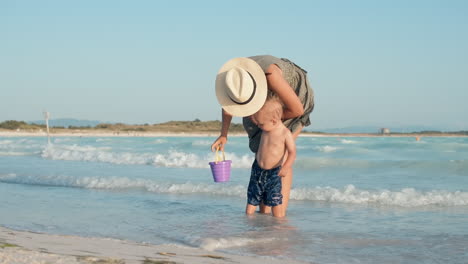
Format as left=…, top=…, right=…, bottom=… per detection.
left=41, top=144, right=254, bottom=168
left=199, top=236, right=277, bottom=251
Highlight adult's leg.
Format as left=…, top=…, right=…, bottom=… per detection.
left=260, top=125, right=303, bottom=215
left=272, top=205, right=285, bottom=218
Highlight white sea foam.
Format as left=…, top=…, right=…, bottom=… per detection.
left=0, top=140, right=42, bottom=156
left=191, top=140, right=212, bottom=146
left=0, top=138, right=41, bottom=148
left=41, top=144, right=254, bottom=168
left=315, top=145, right=339, bottom=153
left=95, top=138, right=111, bottom=142
left=2, top=173, right=467, bottom=207
left=341, top=139, right=358, bottom=144
left=199, top=236, right=276, bottom=251
left=0, top=174, right=246, bottom=197
left=152, top=139, right=168, bottom=144
left=0, top=151, right=34, bottom=156
left=53, top=138, right=74, bottom=143
left=292, top=184, right=468, bottom=207
left=0, top=140, right=14, bottom=145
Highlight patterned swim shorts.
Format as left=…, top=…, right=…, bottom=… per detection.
left=247, top=160, right=283, bottom=207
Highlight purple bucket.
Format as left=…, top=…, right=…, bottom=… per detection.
left=209, top=160, right=232, bottom=182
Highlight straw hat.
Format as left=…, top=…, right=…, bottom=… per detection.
left=215, top=57, right=267, bottom=117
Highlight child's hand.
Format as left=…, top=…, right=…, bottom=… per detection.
left=279, top=166, right=292, bottom=177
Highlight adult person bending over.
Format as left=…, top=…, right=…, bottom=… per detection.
left=211, top=55, right=314, bottom=216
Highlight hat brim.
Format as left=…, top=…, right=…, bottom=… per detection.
left=215, top=57, right=267, bottom=117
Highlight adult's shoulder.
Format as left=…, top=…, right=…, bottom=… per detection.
left=249, top=55, right=280, bottom=61
left=248, top=55, right=284, bottom=72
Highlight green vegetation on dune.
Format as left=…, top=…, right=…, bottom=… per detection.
left=0, top=119, right=245, bottom=133
left=0, top=242, right=19, bottom=249
left=92, top=120, right=245, bottom=133
left=0, top=120, right=44, bottom=130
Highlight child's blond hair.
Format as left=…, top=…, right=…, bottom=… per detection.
left=258, top=95, right=283, bottom=121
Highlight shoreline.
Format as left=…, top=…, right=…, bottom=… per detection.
left=1, top=130, right=467, bottom=138
left=0, top=226, right=306, bottom=264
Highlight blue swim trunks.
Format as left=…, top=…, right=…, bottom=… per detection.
left=247, top=160, right=283, bottom=207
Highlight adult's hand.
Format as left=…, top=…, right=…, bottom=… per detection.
left=211, top=136, right=227, bottom=152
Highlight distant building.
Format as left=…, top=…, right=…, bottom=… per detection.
left=380, top=128, right=390, bottom=134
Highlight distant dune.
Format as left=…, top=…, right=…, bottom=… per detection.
left=1, top=119, right=467, bottom=136
left=28, top=118, right=101, bottom=128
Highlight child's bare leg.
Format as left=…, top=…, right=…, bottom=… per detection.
left=272, top=205, right=285, bottom=218
left=259, top=202, right=271, bottom=214
left=245, top=204, right=257, bottom=215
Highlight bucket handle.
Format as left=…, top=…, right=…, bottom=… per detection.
left=215, top=146, right=226, bottom=164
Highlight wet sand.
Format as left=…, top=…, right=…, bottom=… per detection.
left=0, top=226, right=307, bottom=264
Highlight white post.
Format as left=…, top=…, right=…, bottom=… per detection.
left=43, top=111, right=51, bottom=144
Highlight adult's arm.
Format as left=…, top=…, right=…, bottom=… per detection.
left=266, top=64, right=304, bottom=120
left=210, top=109, right=232, bottom=152
left=278, top=130, right=296, bottom=177
left=283, top=130, right=297, bottom=169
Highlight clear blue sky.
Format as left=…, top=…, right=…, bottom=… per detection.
left=1, top=0, right=467, bottom=130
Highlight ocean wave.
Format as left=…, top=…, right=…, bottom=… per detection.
left=294, top=157, right=468, bottom=173
left=0, top=138, right=41, bottom=156
left=295, top=157, right=371, bottom=169
left=0, top=173, right=246, bottom=197
left=0, top=139, right=40, bottom=149
left=0, top=151, right=35, bottom=156
left=2, top=174, right=467, bottom=207
left=291, top=184, right=468, bottom=207
left=41, top=144, right=254, bottom=168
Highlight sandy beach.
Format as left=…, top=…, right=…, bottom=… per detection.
left=0, top=226, right=307, bottom=264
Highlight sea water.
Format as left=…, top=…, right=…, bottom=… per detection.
left=0, top=135, right=467, bottom=263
